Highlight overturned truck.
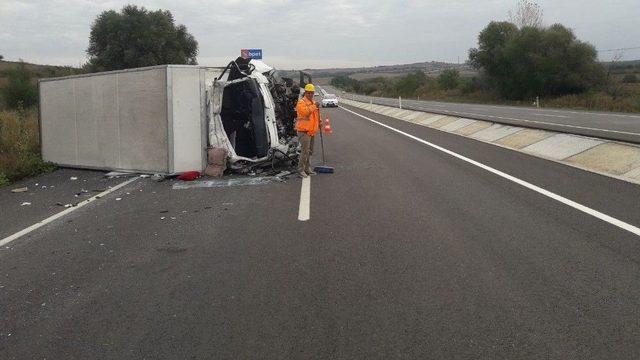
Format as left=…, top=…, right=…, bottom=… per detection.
left=38, top=58, right=306, bottom=174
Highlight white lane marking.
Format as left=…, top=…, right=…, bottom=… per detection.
left=340, top=106, right=640, bottom=238
left=0, top=177, right=139, bottom=247
left=532, top=113, right=569, bottom=118
left=298, top=177, right=311, bottom=221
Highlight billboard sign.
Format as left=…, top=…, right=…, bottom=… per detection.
left=241, top=49, right=263, bottom=60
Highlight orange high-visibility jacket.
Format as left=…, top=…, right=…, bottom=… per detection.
left=295, top=97, right=320, bottom=136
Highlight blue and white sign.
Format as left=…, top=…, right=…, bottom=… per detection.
left=241, top=49, right=263, bottom=59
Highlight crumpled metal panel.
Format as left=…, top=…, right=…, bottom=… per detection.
left=207, top=80, right=231, bottom=152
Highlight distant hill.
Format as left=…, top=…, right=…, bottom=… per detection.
left=0, top=60, right=83, bottom=87
left=0, top=60, right=83, bottom=108
left=276, top=61, right=475, bottom=85
left=306, top=61, right=473, bottom=77
left=277, top=59, right=640, bottom=85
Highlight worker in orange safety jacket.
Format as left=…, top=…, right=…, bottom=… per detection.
left=295, top=83, right=321, bottom=178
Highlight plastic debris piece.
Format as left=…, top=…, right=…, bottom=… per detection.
left=115, top=198, right=122, bottom=201
left=105, top=171, right=137, bottom=178
left=177, top=171, right=201, bottom=181
left=70, top=177, right=78, bottom=181
left=11, top=187, right=28, bottom=193
left=56, top=202, right=76, bottom=208
left=160, top=217, right=166, bottom=220
left=139, top=174, right=150, bottom=178
left=21, top=202, right=31, bottom=206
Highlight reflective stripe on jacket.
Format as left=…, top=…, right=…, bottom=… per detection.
left=295, top=97, right=320, bottom=136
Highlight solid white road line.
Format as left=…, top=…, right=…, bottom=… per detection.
left=532, top=113, right=569, bottom=118
left=0, top=177, right=139, bottom=247
left=340, top=106, right=640, bottom=238
left=298, top=177, right=311, bottom=221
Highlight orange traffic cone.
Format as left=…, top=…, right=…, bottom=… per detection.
left=323, top=118, right=333, bottom=134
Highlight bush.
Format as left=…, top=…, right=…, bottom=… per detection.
left=438, top=69, right=460, bottom=90
left=330, top=76, right=363, bottom=93
left=0, top=107, right=57, bottom=184
left=1, top=62, right=38, bottom=109
left=394, top=71, right=427, bottom=97
left=622, top=74, right=638, bottom=83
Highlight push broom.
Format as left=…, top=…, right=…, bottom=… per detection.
left=314, top=118, right=335, bottom=174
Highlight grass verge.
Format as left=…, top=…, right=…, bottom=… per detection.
left=0, top=107, right=57, bottom=186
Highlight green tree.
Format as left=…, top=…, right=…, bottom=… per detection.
left=1, top=62, right=38, bottom=109
left=87, top=5, right=198, bottom=71
left=469, top=22, right=604, bottom=100
left=438, top=69, right=460, bottom=90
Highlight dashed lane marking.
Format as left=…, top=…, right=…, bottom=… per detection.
left=298, top=177, right=311, bottom=221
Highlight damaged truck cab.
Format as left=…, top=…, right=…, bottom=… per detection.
left=207, top=58, right=300, bottom=172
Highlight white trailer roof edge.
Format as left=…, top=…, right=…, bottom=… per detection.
left=37, top=64, right=226, bottom=83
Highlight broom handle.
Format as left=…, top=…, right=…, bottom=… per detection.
left=320, top=122, right=326, bottom=165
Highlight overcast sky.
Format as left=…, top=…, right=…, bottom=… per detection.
left=1, top=0, right=638, bottom=69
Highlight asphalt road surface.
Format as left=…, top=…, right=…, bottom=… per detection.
left=2, top=104, right=640, bottom=359
left=322, top=85, right=640, bottom=144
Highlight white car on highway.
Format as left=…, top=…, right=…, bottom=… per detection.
left=321, top=94, right=339, bottom=107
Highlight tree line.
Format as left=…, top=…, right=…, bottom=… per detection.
left=1, top=5, right=198, bottom=110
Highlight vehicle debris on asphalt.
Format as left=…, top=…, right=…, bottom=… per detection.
left=172, top=173, right=291, bottom=189
left=11, top=187, right=28, bottom=193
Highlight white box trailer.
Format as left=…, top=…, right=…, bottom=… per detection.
left=38, top=65, right=225, bottom=174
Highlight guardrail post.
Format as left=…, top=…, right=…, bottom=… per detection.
left=399, top=96, right=402, bottom=109
left=536, top=96, right=540, bottom=108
